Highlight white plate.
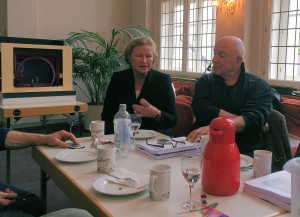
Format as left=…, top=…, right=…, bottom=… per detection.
left=131, top=130, right=155, bottom=140
left=93, top=177, right=148, bottom=195
left=240, top=154, right=253, bottom=168
left=54, top=150, right=96, bottom=163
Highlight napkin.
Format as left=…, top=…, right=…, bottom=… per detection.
left=106, top=167, right=149, bottom=189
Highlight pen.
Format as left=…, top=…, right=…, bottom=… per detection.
left=262, top=209, right=287, bottom=217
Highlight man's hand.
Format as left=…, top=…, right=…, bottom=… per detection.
left=45, top=130, right=80, bottom=148
left=0, top=188, right=17, bottom=207
left=186, top=126, right=209, bottom=143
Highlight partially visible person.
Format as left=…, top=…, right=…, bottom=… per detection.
left=0, top=128, right=93, bottom=217
left=187, top=36, right=273, bottom=157
left=102, top=36, right=177, bottom=136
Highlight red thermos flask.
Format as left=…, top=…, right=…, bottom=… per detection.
left=201, top=117, right=240, bottom=195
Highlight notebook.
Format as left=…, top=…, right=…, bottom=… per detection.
left=135, top=137, right=201, bottom=159
left=243, top=170, right=291, bottom=211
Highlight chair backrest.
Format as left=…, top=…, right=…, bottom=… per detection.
left=264, top=109, right=293, bottom=172
left=294, top=142, right=300, bottom=157
left=173, top=101, right=195, bottom=137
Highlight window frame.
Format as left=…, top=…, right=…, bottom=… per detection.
left=263, top=0, right=300, bottom=88
left=155, top=0, right=216, bottom=79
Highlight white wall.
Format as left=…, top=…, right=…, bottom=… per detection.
left=7, top=0, right=132, bottom=40
left=36, top=0, right=132, bottom=40
left=7, top=0, right=38, bottom=38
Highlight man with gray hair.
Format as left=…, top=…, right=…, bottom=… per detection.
left=187, top=36, right=273, bottom=157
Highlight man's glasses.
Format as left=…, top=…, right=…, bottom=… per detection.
left=146, top=137, right=185, bottom=148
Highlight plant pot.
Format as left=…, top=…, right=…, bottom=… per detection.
left=83, top=104, right=103, bottom=130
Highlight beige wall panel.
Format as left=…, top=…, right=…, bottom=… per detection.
left=7, top=0, right=37, bottom=38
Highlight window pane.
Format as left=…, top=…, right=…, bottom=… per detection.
left=286, top=64, right=295, bottom=80
left=279, top=30, right=288, bottom=46
left=287, top=29, right=297, bottom=46
left=290, top=0, right=300, bottom=10
left=279, top=12, right=289, bottom=29
left=269, top=63, right=278, bottom=79
left=277, top=63, right=286, bottom=80
left=288, top=11, right=297, bottom=29
left=270, top=47, right=279, bottom=62
left=286, top=47, right=297, bottom=63
left=272, top=13, right=280, bottom=29
left=281, top=0, right=289, bottom=12
left=278, top=47, right=287, bottom=62
left=273, top=0, right=281, bottom=13
left=271, top=30, right=279, bottom=46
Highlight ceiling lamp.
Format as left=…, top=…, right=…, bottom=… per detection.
left=211, top=0, right=236, bottom=15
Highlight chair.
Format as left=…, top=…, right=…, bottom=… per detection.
left=172, top=101, right=195, bottom=137
left=264, top=109, right=293, bottom=172
left=294, top=142, right=300, bottom=157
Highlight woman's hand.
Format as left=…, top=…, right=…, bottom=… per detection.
left=132, top=98, right=160, bottom=119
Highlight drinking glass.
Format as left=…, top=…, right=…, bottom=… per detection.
left=181, top=153, right=203, bottom=211
left=130, top=114, right=142, bottom=145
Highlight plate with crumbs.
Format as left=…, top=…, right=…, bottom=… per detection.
left=93, top=177, right=148, bottom=195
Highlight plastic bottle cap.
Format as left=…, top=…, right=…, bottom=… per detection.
left=119, top=104, right=126, bottom=110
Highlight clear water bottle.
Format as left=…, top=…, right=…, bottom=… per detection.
left=114, top=104, right=132, bottom=159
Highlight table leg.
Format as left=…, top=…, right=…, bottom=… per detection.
left=41, top=169, right=48, bottom=206
left=6, top=150, right=10, bottom=184
left=6, top=118, right=10, bottom=184
left=42, top=115, right=47, bottom=134
left=79, top=112, right=83, bottom=137
left=6, top=117, right=22, bottom=184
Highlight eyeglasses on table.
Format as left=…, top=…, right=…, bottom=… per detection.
left=146, top=136, right=185, bottom=148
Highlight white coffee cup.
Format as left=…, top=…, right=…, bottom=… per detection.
left=90, top=120, right=105, bottom=141
left=149, top=164, right=171, bottom=201
left=253, top=150, right=272, bottom=178
left=97, top=144, right=120, bottom=174
left=200, top=134, right=209, bottom=153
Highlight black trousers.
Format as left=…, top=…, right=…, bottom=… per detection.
left=0, top=181, right=46, bottom=217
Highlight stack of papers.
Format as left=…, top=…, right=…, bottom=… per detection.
left=243, top=170, right=291, bottom=211
left=135, top=137, right=200, bottom=159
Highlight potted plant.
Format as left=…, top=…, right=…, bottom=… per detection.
left=65, top=25, right=154, bottom=129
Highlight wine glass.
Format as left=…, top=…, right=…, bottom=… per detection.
left=130, top=114, right=142, bottom=145
left=181, top=153, right=203, bottom=211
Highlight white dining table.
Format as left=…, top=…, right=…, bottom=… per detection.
left=32, top=130, right=291, bottom=217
